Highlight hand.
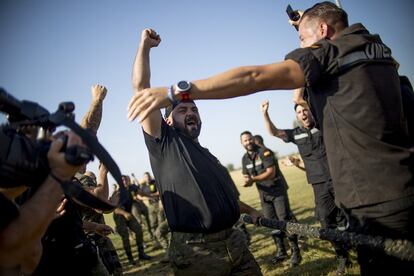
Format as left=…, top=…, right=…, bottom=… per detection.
left=98, top=162, right=108, bottom=175
left=141, top=28, right=161, bottom=48
left=47, top=132, right=85, bottom=182
left=94, top=223, right=114, bottom=236
left=91, top=84, right=107, bottom=102
left=288, top=156, right=300, bottom=167
left=243, top=174, right=254, bottom=187
left=124, top=212, right=133, bottom=221
left=261, top=100, right=269, bottom=114
left=249, top=209, right=262, bottom=225
left=127, top=86, right=170, bottom=122
left=54, top=198, right=68, bottom=219
left=288, top=10, right=304, bottom=27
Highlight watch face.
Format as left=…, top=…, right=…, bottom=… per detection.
left=177, top=81, right=190, bottom=91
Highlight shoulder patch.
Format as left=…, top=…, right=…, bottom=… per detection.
left=263, top=150, right=271, bottom=157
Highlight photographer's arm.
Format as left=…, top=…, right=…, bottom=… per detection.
left=0, top=135, right=82, bottom=273
left=80, top=84, right=107, bottom=135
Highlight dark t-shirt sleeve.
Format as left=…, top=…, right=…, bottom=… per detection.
left=260, top=149, right=276, bottom=169
left=283, top=129, right=295, bottom=143
left=285, top=42, right=331, bottom=87
left=143, top=116, right=169, bottom=154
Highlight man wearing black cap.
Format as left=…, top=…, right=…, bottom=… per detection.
left=128, top=28, right=262, bottom=275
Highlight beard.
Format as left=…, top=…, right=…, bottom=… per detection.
left=175, top=115, right=202, bottom=139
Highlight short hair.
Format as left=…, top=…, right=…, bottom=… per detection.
left=240, top=130, right=253, bottom=138
left=254, top=135, right=264, bottom=145
left=302, top=1, right=348, bottom=28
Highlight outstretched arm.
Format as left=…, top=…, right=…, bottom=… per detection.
left=128, top=59, right=306, bottom=122
left=261, top=100, right=288, bottom=139
left=80, top=84, right=107, bottom=135
left=129, top=28, right=162, bottom=138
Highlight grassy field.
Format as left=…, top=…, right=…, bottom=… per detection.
left=104, top=165, right=360, bottom=275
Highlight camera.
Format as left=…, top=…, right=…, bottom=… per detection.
left=0, top=88, right=128, bottom=211
left=286, top=4, right=301, bottom=31
left=0, top=88, right=93, bottom=188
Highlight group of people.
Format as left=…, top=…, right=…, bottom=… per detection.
left=127, top=2, right=413, bottom=276
left=1, top=1, right=413, bottom=276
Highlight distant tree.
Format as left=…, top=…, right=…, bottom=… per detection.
left=226, top=163, right=235, bottom=172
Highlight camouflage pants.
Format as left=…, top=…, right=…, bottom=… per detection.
left=95, top=236, right=123, bottom=276
left=148, top=202, right=164, bottom=232
left=169, top=228, right=262, bottom=276
left=131, top=201, right=153, bottom=236
left=155, top=220, right=170, bottom=249
left=113, top=213, right=143, bottom=257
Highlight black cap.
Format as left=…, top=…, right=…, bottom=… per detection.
left=163, top=99, right=195, bottom=118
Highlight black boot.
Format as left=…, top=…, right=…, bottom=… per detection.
left=288, top=235, right=302, bottom=268
left=333, top=242, right=350, bottom=275
left=138, top=245, right=152, bottom=260
left=271, top=235, right=288, bottom=264
left=126, top=252, right=136, bottom=266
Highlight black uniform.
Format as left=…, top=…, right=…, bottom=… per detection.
left=144, top=120, right=261, bottom=275
left=241, top=145, right=301, bottom=263
left=241, top=146, right=292, bottom=224
left=283, top=126, right=348, bottom=258
left=286, top=23, right=414, bottom=274
left=144, top=120, right=240, bottom=233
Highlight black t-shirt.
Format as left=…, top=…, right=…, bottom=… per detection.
left=242, top=146, right=287, bottom=195
left=284, top=127, right=331, bottom=184
left=285, top=23, right=414, bottom=208
left=143, top=120, right=240, bottom=233
left=117, top=185, right=137, bottom=213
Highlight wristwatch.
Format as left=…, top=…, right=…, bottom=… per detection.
left=167, top=81, right=192, bottom=103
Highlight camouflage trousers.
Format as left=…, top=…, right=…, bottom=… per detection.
left=113, top=213, right=143, bottom=257
left=131, top=201, right=153, bottom=237
left=94, top=235, right=123, bottom=276
left=155, top=219, right=170, bottom=249
left=169, top=228, right=262, bottom=276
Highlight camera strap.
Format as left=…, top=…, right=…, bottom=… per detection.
left=48, top=112, right=128, bottom=211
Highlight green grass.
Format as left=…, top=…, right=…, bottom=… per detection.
left=104, top=165, right=360, bottom=275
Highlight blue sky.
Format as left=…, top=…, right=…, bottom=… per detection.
left=1, top=0, right=413, bottom=185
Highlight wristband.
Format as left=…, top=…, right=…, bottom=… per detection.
left=167, top=86, right=177, bottom=104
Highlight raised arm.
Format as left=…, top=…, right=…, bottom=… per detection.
left=128, top=59, right=306, bottom=122
left=80, top=84, right=107, bottom=135
left=261, top=100, right=288, bottom=139
left=129, top=28, right=162, bottom=138
left=93, top=163, right=109, bottom=200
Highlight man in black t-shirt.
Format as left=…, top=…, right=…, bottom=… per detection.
left=112, top=175, right=151, bottom=265
left=261, top=101, right=350, bottom=274
left=128, top=28, right=262, bottom=275
left=241, top=131, right=301, bottom=267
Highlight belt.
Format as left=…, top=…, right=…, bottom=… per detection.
left=172, top=228, right=234, bottom=244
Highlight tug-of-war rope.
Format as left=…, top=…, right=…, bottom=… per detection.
left=241, top=214, right=414, bottom=261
